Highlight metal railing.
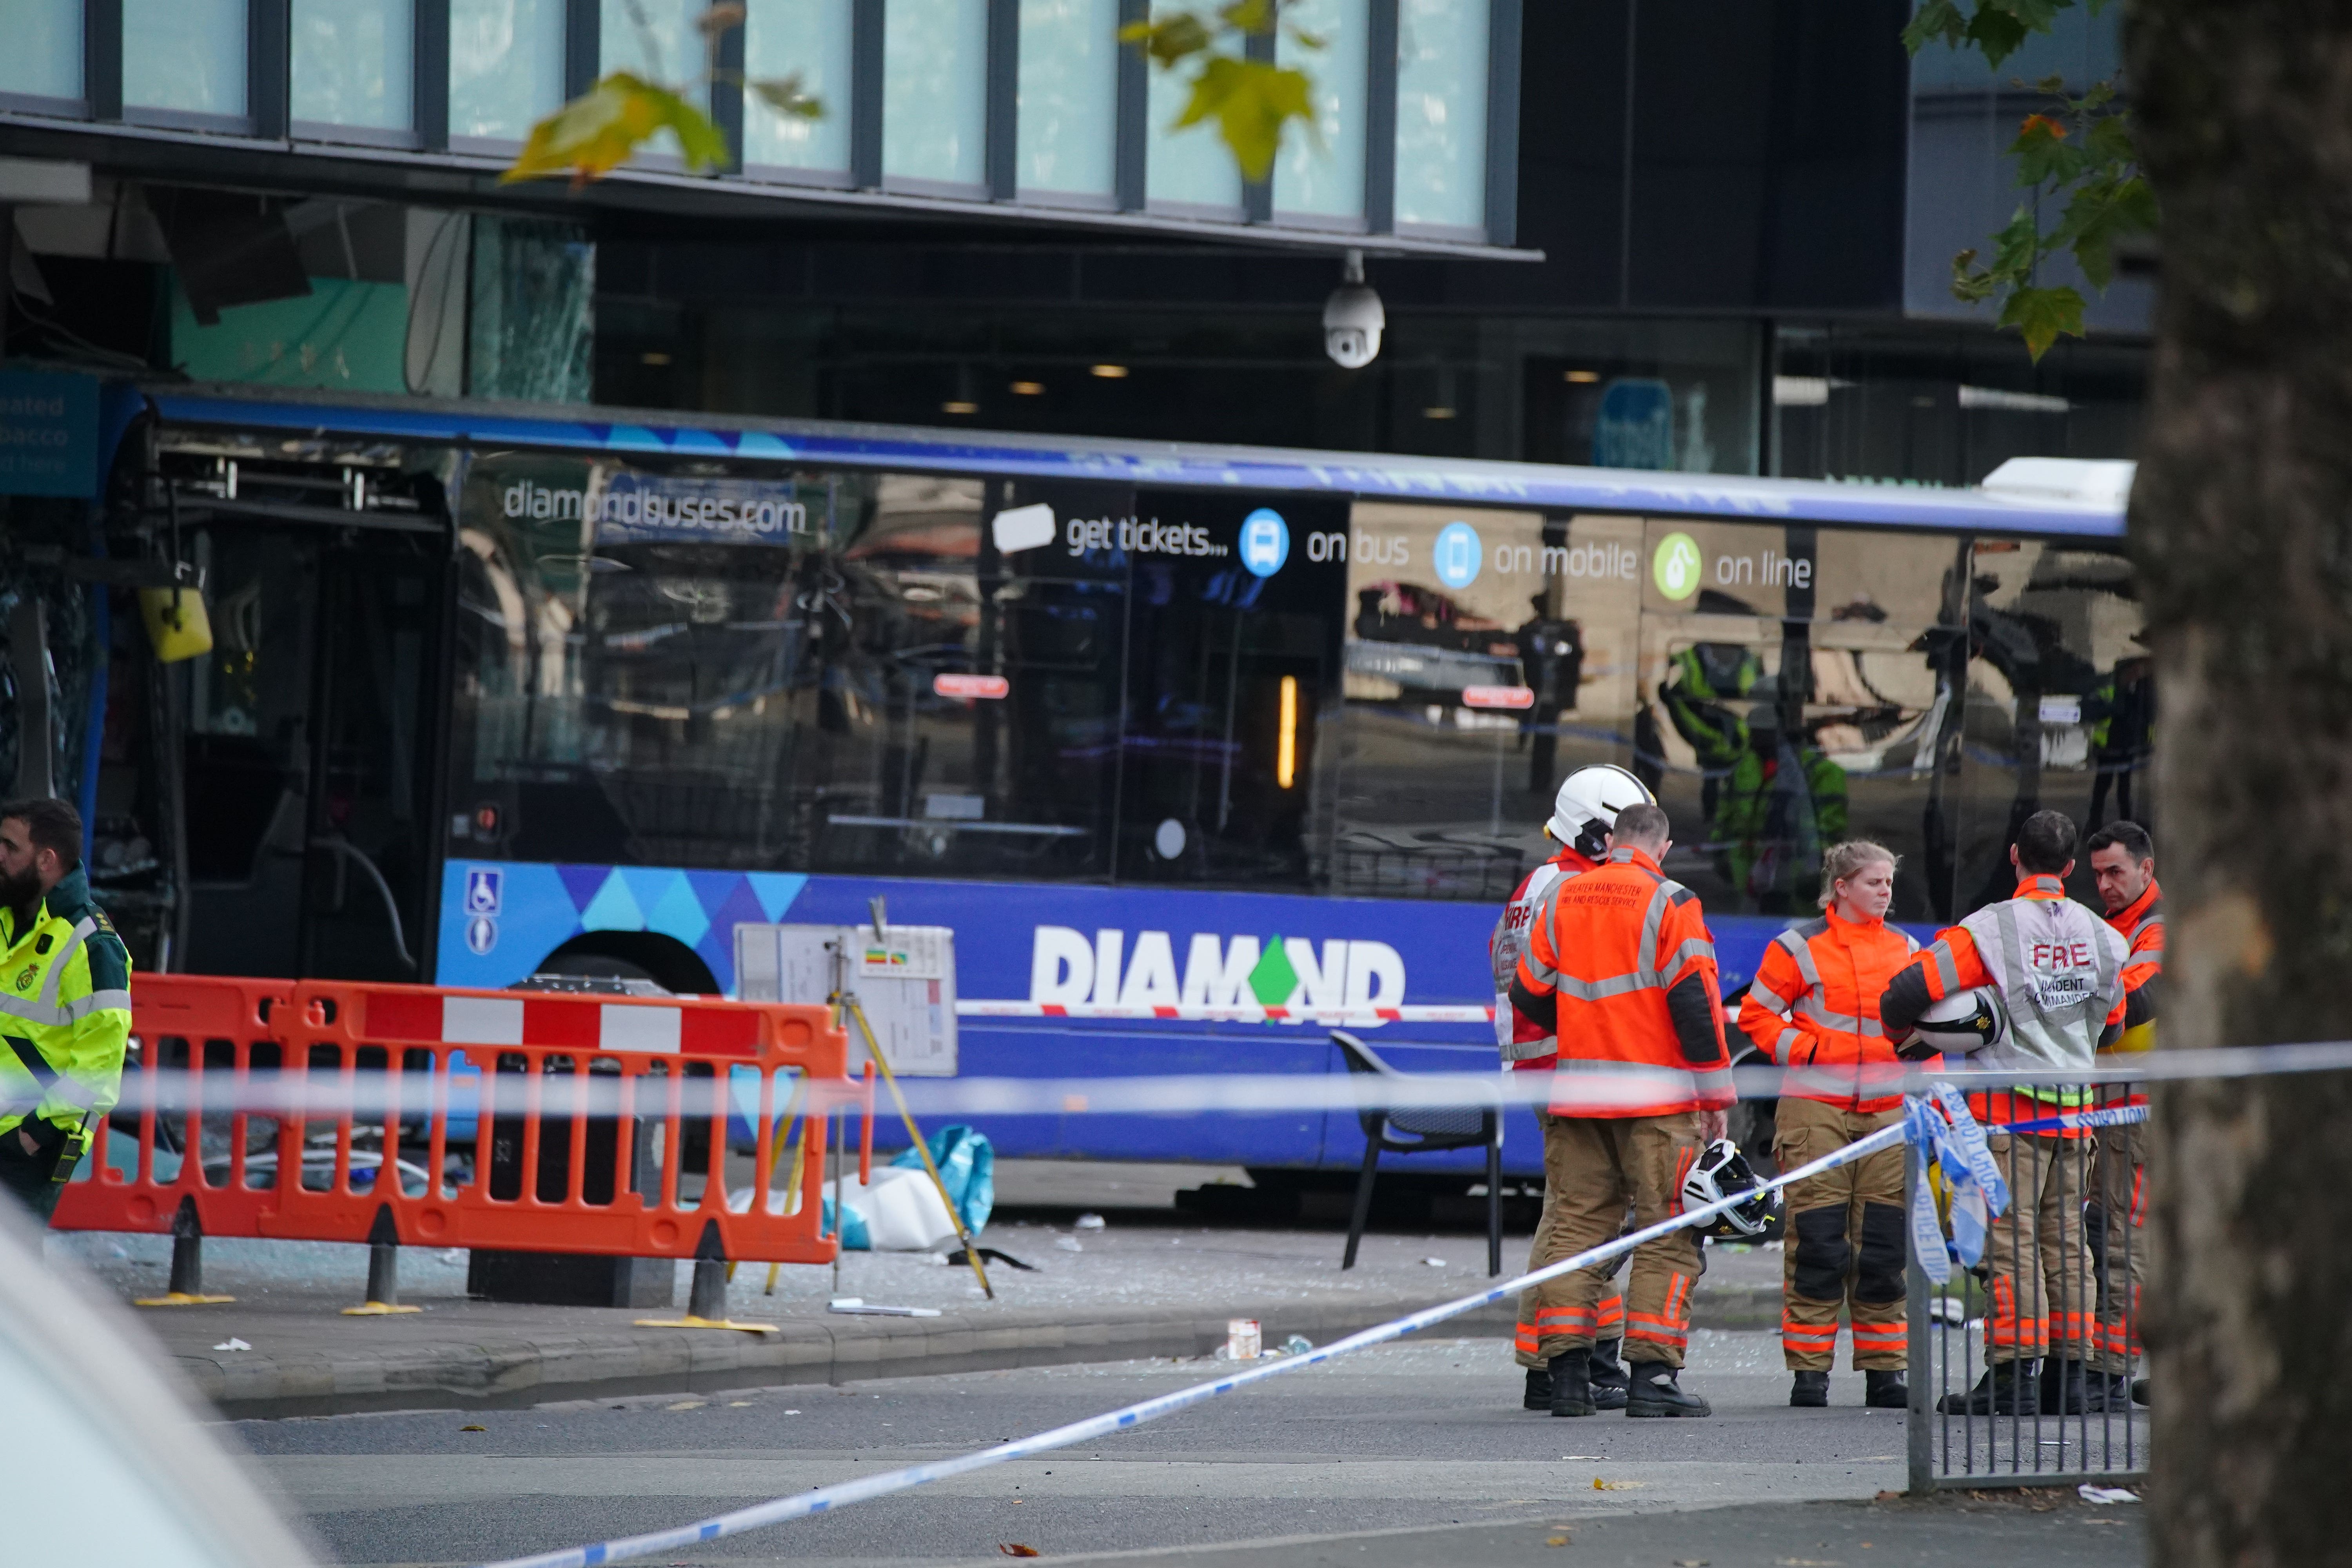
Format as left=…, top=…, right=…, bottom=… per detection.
left=1906, top=1084, right=2147, bottom=1491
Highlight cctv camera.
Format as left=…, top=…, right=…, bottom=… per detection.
left=1323, top=250, right=1384, bottom=369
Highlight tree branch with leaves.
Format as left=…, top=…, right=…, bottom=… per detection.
left=1904, top=0, right=2156, bottom=360
left=501, top=2, right=819, bottom=186
left=502, top=0, right=1324, bottom=192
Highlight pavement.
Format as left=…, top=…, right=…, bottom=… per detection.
left=47, top=1161, right=1786, bottom=1418
left=229, top=1330, right=2148, bottom=1567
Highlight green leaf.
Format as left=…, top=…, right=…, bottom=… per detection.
left=748, top=73, right=824, bottom=120
left=1964, top=7, right=2031, bottom=68
left=2085, top=111, right=2134, bottom=163
left=1986, top=204, right=2042, bottom=281
left=1902, top=0, right=1968, bottom=55
left=2000, top=284, right=2086, bottom=361
left=2052, top=172, right=2157, bottom=289
left=1119, top=13, right=1213, bottom=67
left=502, top=71, right=729, bottom=185
left=1172, top=55, right=1317, bottom=183
left=2011, top=113, right=2088, bottom=187
left=1218, top=0, right=1277, bottom=34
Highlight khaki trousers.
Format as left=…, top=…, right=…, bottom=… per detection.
left=1772, top=1099, right=1908, bottom=1371
left=1512, top=1110, right=1704, bottom=1370
left=1985, top=1129, right=2096, bottom=1365
left=2089, top=1119, right=2147, bottom=1375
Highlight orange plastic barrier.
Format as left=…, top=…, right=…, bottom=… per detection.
left=55, top=976, right=855, bottom=1269
left=54, top=973, right=293, bottom=1238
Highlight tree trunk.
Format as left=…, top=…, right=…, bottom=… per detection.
left=2130, top=6, right=2352, bottom=1564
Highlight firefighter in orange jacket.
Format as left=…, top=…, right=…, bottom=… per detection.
left=1496, top=766, right=1655, bottom=1412
left=1512, top=801, right=1734, bottom=1418
left=1739, top=840, right=1924, bottom=1410
left=2085, top=818, right=2160, bottom=1410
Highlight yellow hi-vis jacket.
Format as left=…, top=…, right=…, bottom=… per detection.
left=0, top=866, right=132, bottom=1157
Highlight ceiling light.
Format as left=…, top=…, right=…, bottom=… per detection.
left=1563, top=369, right=1600, bottom=383
left=642, top=351, right=672, bottom=367
left=1422, top=406, right=1457, bottom=420
left=1010, top=380, right=1045, bottom=396
left=941, top=400, right=978, bottom=415
left=1090, top=364, right=1129, bottom=379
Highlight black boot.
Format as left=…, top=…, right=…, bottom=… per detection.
left=1548, top=1350, right=1595, bottom=1417
left=1523, top=1365, right=1553, bottom=1411
left=2084, top=1371, right=2133, bottom=1413
left=1789, top=1370, right=1829, bottom=1408
left=1589, top=1337, right=1630, bottom=1412
left=2131, top=1377, right=2151, bottom=1407
left=1938, top=1360, right=2039, bottom=1416
left=2047, top=1358, right=2089, bottom=1415
left=1865, top=1369, right=1909, bottom=1409
left=1625, top=1361, right=1711, bottom=1417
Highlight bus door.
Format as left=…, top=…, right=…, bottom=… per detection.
left=162, top=455, right=451, bottom=981
left=1112, top=491, right=1350, bottom=891
left=1636, top=519, right=1968, bottom=930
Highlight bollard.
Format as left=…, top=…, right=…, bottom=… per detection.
left=135, top=1195, right=235, bottom=1307
left=638, top=1220, right=779, bottom=1335
left=688, top=1257, right=728, bottom=1320
left=345, top=1205, right=422, bottom=1315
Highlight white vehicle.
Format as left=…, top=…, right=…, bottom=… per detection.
left=0, top=1201, right=318, bottom=1568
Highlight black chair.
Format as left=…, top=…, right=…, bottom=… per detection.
left=1332, top=1030, right=1503, bottom=1276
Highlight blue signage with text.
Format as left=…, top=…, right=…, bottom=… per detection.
left=0, top=371, right=99, bottom=497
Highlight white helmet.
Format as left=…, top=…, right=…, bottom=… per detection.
left=1546, top=764, right=1658, bottom=860
left=1681, top=1139, right=1782, bottom=1239
left=1900, top=986, right=2011, bottom=1060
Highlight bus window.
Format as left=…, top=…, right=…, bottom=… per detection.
left=1638, top=520, right=1968, bottom=923
left=1948, top=539, right=2143, bottom=916
left=1112, top=490, right=1350, bottom=889
left=1333, top=506, right=1644, bottom=902
left=802, top=476, right=1124, bottom=880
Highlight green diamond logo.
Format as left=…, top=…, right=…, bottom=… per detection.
left=1247, top=936, right=1297, bottom=1006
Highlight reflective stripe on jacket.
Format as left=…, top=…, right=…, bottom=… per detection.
left=1737, top=906, right=1923, bottom=1112
left=1490, top=848, right=1597, bottom=1068
left=2100, top=879, right=2162, bottom=1105
left=1518, top=845, right=1733, bottom=1116
left=0, top=867, right=133, bottom=1141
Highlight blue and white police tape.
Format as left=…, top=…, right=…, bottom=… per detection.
left=88, top=1038, right=2352, bottom=1125
left=1994, top=1103, right=2151, bottom=1136
left=1905, top=1085, right=2009, bottom=1283
left=474, top=1119, right=1911, bottom=1568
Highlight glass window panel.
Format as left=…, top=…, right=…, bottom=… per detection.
left=1950, top=537, right=2145, bottom=918
left=1337, top=505, right=1641, bottom=902
left=0, top=0, right=82, bottom=101
left=882, top=0, right=987, bottom=185
left=1015, top=0, right=1116, bottom=198
left=602, top=0, right=707, bottom=107
left=1637, top=519, right=1967, bottom=925
left=1111, top=490, right=1350, bottom=888
left=447, top=457, right=1122, bottom=880
left=1145, top=1, right=1240, bottom=209
left=292, top=0, right=415, bottom=131
left=1393, top=0, right=1486, bottom=229
left=123, top=0, right=247, bottom=118
left=1272, top=0, right=1366, bottom=220
left=450, top=0, right=566, bottom=141
left=743, top=0, right=853, bottom=172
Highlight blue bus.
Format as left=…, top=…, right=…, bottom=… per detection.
left=86, top=387, right=2136, bottom=1191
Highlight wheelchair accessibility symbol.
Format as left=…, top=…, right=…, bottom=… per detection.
left=465, top=867, right=503, bottom=916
